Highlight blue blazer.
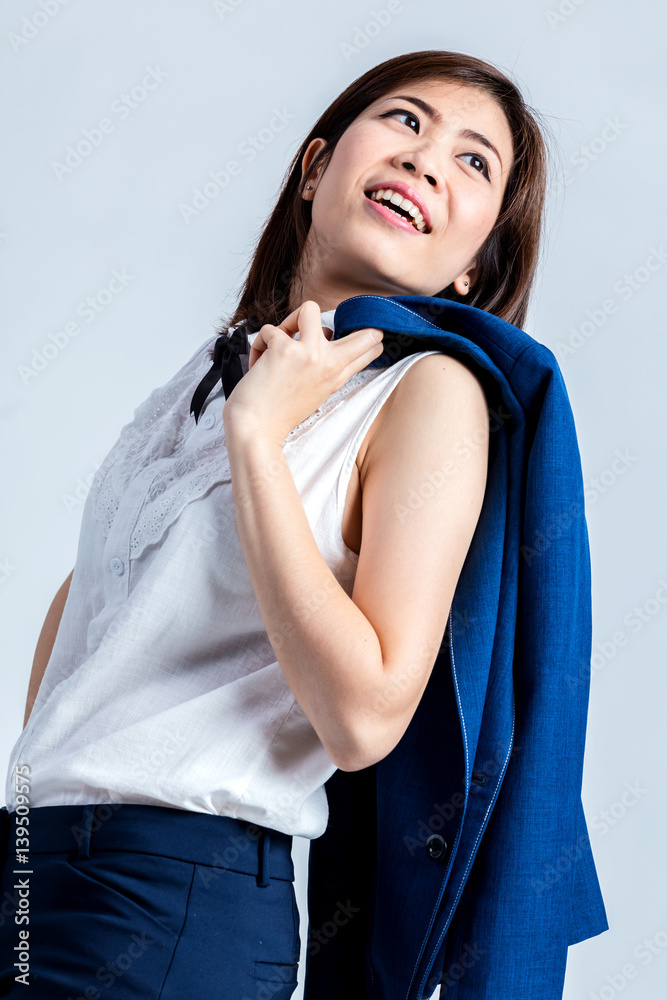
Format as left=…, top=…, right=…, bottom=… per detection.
left=303, top=295, right=609, bottom=1000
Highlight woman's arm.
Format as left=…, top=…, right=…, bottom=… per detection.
left=23, top=568, right=74, bottom=728
left=224, top=352, right=489, bottom=773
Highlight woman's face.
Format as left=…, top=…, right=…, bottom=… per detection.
left=296, top=78, right=515, bottom=307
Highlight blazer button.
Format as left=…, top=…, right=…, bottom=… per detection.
left=426, top=834, right=447, bottom=860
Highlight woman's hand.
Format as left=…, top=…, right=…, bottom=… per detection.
left=222, top=300, right=384, bottom=445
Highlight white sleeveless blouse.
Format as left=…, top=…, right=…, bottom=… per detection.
left=4, top=309, right=441, bottom=838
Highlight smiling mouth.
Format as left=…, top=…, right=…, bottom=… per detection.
left=364, top=189, right=431, bottom=235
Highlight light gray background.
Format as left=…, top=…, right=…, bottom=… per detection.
left=1, top=2, right=665, bottom=997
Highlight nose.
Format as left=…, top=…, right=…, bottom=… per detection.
left=392, top=150, right=448, bottom=232
left=401, top=160, right=438, bottom=188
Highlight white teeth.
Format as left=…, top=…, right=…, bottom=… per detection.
left=368, top=188, right=428, bottom=232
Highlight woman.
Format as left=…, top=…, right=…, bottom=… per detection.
left=1, top=50, right=548, bottom=998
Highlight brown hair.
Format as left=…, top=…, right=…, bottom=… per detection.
left=210, top=49, right=549, bottom=357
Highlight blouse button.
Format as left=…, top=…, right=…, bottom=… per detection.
left=109, top=557, right=125, bottom=576
left=143, top=468, right=155, bottom=479
left=200, top=412, right=216, bottom=430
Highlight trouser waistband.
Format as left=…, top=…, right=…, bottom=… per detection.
left=0, top=803, right=294, bottom=887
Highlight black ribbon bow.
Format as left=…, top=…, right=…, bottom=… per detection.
left=190, top=325, right=249, bottom=424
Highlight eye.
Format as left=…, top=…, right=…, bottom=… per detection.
left=379, top=108, right=420, bottom=133
left=459, top=152, right=491, bottom=181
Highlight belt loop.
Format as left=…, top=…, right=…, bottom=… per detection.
left=256, top=828, right=271, bottom=888
left=77, top=805, right=98, bottom=859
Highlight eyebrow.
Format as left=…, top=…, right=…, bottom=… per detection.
left=390, top=94, right=504, bottom=170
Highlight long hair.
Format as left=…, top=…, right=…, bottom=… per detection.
left=210, top=50, right=549, bottom=357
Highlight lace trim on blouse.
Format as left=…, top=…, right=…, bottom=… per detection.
left=91, top=336, right=386, bottom=560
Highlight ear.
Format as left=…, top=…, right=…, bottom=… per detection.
left=300, top=138, right=328, bottom=199
left=452, top=261, right=479, bottom=296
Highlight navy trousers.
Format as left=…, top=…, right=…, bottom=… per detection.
left=0, top=803, right=300, bottom=999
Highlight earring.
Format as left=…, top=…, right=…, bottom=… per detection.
left=464, top=280, right=469, bottom=287
left=306, top=185, right=312, bottom=190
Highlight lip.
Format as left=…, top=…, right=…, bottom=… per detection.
left=364, top=180, right=432, bottom=234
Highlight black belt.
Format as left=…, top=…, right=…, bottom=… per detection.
left=0, top=802, right=294, bottom=887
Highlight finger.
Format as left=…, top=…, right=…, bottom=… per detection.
left=278, top=300, right=325, bottom=344
left=248, top=323, right=285, bottom=368
left=250, top=305, right=306, bottom=364
left=274, top=305, right=303, bottom=338
left=332, top=326, right=384, bottom=362
left=247, top=327, right=268, bottom=369
left=333, top=328, right=385, bottom=382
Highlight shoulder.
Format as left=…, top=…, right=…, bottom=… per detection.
left=393, top=350, right=487, bottom=401
left=362, top=351, right=489, bottom=480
